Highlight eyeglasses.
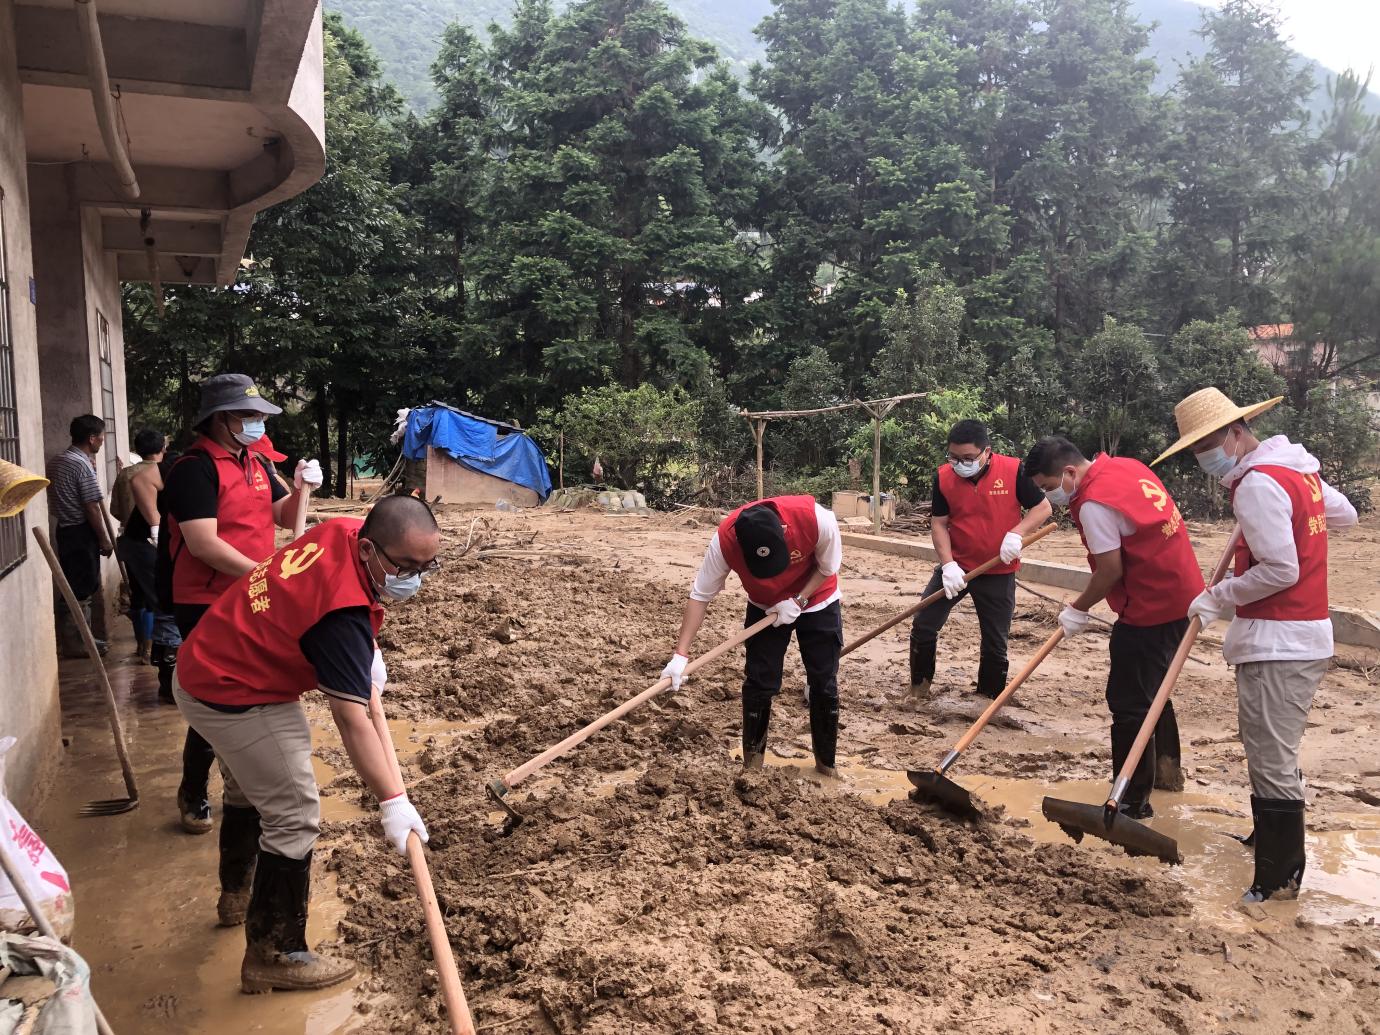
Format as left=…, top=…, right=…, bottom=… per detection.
left=946, top=449, right=988, bottom=464
left=374, top=542, right=441, bottom=580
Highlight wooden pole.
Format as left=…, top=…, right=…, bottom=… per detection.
left=558, top=430, right=564, bottom=491
left=871, top=411, right=882, bottom=535
left=752, top=419, right=766, bottom=500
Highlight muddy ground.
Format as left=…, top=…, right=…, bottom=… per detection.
left=285, top=506, right=1380, bottom=1034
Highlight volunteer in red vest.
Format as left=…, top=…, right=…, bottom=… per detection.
left=661, top=496, right=843, bottom=776
left=1024, top=436, right=1204, bottom=818
left=161, top=374, right=323, bottom=835
left=175, top=495, right=437, bottom=994
left=1152, top=388, right=1356, bottom=902
left=910, top=420, right=1052, bottom=699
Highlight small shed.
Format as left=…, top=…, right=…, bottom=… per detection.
left=401, top=403, right=553, bottom=507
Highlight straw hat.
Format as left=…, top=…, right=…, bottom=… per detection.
left=1151, top=387, right=1283, bottom=467
left=0, top=459, right=50, bottom=519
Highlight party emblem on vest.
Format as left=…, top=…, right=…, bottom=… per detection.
left=280, top=543, right=324, bottom=580
left=1139, top=479, right=1168, bottom=512
left=1303, top=473, right=1322, bottom=503
left=789, top=549, right=803, bottom=563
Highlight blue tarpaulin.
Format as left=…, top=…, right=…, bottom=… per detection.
left=402, top=404, right=553, bottom=500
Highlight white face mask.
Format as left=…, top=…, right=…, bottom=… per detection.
left=1195, top=430, right=1239, bottom=478
left=230, top=417, right=266, bottom=447
left=951, top=457, right=984, bottom=479
left=1043, top=471, right=1074, bottom=507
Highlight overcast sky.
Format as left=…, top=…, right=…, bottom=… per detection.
left=1201, top=0, right=1379, bottom=80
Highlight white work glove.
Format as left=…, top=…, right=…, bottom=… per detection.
left=941, top=561, right=967, bottom=600
left=379, top=793, right=428, bottom=856
left=148, top=525, right=159, bottom=547
left=371, top=647, right=387, bottom=692
left=661, top=653, right=688, bottom=691
left=999, top=531, right=1024, bottom=565
left=1188, top=587, right=1233, bottom=628
left=294, top=458, right=323, bottom=490
left=1058, top=605, right=1092, bottom=639
left=768, top=597, right=803, bottom=627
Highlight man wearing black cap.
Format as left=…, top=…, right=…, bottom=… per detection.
left=159, top=374, right=323, bottom=840
left=662, top=495, right=843, bottom=775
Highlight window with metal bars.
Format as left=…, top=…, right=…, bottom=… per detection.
left=0, top=188, right=26, bottom=578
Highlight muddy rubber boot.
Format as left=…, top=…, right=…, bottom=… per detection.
left=241, top=850, right=354, bottom=994
left=1110, top=721, right=1155, bottom=819
left=154, top=644, right=177, bottom=704
left=218, top=805, right=263, bottom=926
left=742, top=698, right=772, bottom=770
left=808, top=688, right=839, bottom=777
left=974, top=656, right=1007, bottom=700
left=1242, top=798, right=1305, bottom=903
left=1234, top=796, right=1259, bottom=848
left=1154, top=754, right=1185, bottom=793
left=908, top=638, right=935, bottom=697
left=1152, top=704, right=1183, bottom=791
left=178, top=728, right=216, bottom=834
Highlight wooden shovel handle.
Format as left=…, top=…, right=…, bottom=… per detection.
left=950, top=627, right=1064, bottom=758
left=293, top=484, right=312, bottom=540
left=33, top=528, right=138, bottom=802
left=99, top=508, right=128, bottom=590
left=841, top=523, right=1057, bottom=657
left=1106, top=525, right=1241, bottom=808
left=503, top=614, right=777, bottom=790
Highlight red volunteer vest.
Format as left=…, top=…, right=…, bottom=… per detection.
left=1069, top=455, right=1204, bottom=627
left=168, top=436, right=277, bottom=605
left=937, top=453, right=1024, bottom=575
left=717, top=495, right=838, bottom=608
left=1230, top=466, right=1330, bottom=621
left=177, top=519, right=385, bottom=706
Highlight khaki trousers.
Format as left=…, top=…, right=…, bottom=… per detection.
left=173, top=679, right=320, bottom=860
left=1236, top=658, right=1328, bottom=800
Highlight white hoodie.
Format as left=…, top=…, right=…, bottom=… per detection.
left=1207, top=435, right=1358, bottom=664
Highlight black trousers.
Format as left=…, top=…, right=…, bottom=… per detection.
left=116, top=534, right=158, bottom=614
left=742, top=600, right=842, bottom=768
left=55, top=523, right=101, bottom=601
left=909, top=568, right=1015, bottom=695
left=1106, top=618, right=1186, bottom=806
left=175, top=604, right=216, bottom=803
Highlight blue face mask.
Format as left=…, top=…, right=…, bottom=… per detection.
left=364, top=544, right=422, bottom=601
left=1195, top=432, right=1240, bottom=479
left=232, top=418, right=266, bottom=447
left=1043, top=471, right=1074, bottom=507
left=951, top=457, right=984, bottom=479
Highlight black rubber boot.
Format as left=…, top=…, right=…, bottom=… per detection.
left=975, top=655, right=1008, bottom=700
left=154, top=644, right=177, bottom=703
left=908, top=638, right=935, bottom=695
left=742, top=698, right=772, bottom=770
left=1110, top=721, right=1155, bottom=819
left=240, top=850, right=354, bottom=994
left=807, top=689, right=839, bottom=774
left=177, top=728, right=216, bottom=834
left=1243, top=798, right=1306, bottom=902
left=218, top=805, right=263, bottom=926
left=1237, top=796, right=1259, bottom=847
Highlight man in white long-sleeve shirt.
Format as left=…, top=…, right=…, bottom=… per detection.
left=1154, top=387, right=1357, bottom=903
left=661, top=495, right=843, bottom=775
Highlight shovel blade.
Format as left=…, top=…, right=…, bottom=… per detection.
left=1041, top=796, right=1181, bottom=865
left=906, top=770, right=981, bottom=819
left=485, top=779, right=524, bottom=835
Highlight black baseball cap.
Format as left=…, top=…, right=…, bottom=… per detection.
left=735, top=503, right=789, bottom=578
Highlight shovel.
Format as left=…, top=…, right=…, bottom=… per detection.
left=1040, top=527, right=1241, bottom=865
left=907, top=627, right=1064, bottom=817
left=33, top=529, right=139, bottom=816
left=487, top=613, right=777, bottom=830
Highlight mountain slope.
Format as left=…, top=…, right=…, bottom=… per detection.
left=327, top=0, right=1375, bottom=117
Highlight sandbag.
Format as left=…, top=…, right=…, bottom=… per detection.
left=0, top=740, right=73, bottom=942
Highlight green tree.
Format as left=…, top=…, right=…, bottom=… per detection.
left=1071, top=319, right=1162, bottom=456
left=870, top=270, right=975, bottom=395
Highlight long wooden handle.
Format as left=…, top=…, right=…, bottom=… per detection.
left=99, top=508, right=128, bottom=590
left=33, top=529, right=138, bottom=801
left=1106, top=526, right=1241, bottom=808
left=841, top=523, right=1057, bottom=656
left=503, top=614, right=777, bottom=790
left=371, top=696, right=476, bottom=1035
left=293, top=485, right=312, bottom=540
left=948, top=628, right=1064, bottom=761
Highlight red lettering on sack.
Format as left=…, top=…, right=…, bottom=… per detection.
left=40, top=871, right=69, bottom=892
left=8, top=819, right=46, bottom=866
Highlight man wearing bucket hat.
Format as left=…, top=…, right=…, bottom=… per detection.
left=1024, top=435, right=1204, bottom=817
left=661, top=495, right=843, bottom=776
left=1153, top=387, right=1357, bottom=903
left=159, top=374, right=323, bottom=837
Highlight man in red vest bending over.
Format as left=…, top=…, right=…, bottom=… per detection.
left=910, top=420, right=1052, bottom=699
left=1025, top=436, right=1204, bottom=818
left=661, top=496, right=843, bottom=776
left=1153, top=388, right=1356, bottom=902
left=175, top=495, right=436, bottom=994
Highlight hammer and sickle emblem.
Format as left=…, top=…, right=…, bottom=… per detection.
left=1303, top=473, right=1323, bottom=503
left=280, top=543, right=324, bottom=580
left=1139, top=479, right=1168, bottom=512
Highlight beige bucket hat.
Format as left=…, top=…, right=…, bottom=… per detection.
left=0, top=458, right=49, bottom=519
left=1151, top=387, right=1283, bottom=467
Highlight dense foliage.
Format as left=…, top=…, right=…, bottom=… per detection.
left=126, top=0, right=1380, bottom=509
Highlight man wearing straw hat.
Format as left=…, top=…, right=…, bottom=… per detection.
left=1153, top=388, right=1357, bottom=902
left=1024, top=436, right=1204, bottom=818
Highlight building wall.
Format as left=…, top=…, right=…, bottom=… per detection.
left=424, top=448, right=541, bottom=508
left=0, top=0, right=63, bottom=816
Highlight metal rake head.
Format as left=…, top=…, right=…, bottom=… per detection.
left=81, top=796, right=138, bottom=817
left=485, top=780, right=524, bottom=835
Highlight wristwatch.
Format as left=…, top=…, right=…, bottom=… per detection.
left=794, top=594, right=810, bottom=609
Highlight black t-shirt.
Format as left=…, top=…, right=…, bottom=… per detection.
left=930, top=460, right=1045, bottom=517
left=164, top=449, right=288, bottom=524
left=299, top=606, right=375, bottom=705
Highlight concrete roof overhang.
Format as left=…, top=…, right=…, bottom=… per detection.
left=16, top=0, right=326, bottom=285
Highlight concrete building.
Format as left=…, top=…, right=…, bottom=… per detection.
left=0, top=0, right=324, bottom=811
